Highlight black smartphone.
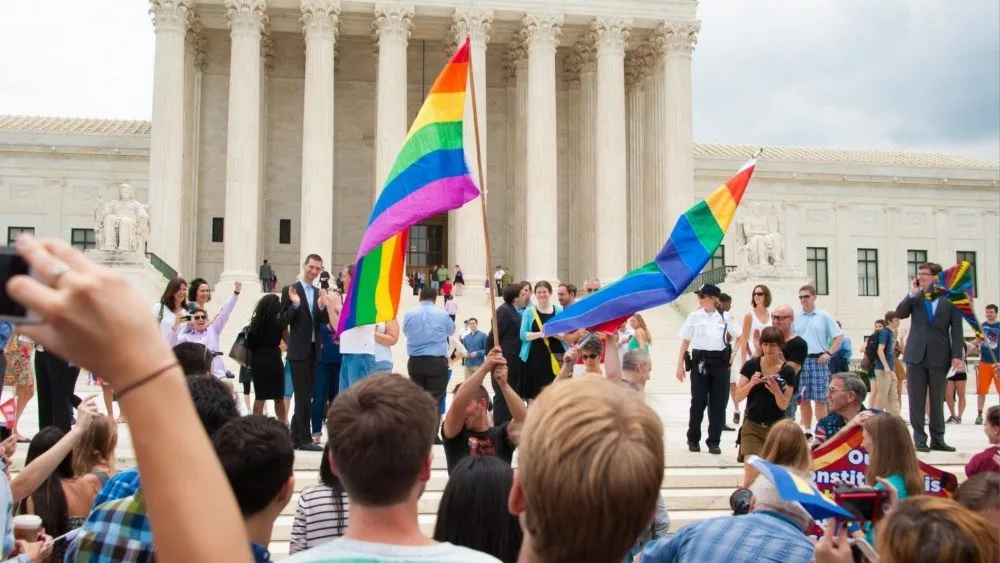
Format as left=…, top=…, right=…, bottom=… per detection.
left=0, top=247, right=41, bottom=324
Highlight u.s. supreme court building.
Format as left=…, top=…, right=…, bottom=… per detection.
left=1, top=0, right=998, bottom=345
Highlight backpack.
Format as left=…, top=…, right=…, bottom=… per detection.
left=861, top=332, right=880, bottom=371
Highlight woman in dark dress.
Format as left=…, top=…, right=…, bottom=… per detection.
left=248, top=294, right=287, bottom=421
left=518, top=281, right=565, bottom=401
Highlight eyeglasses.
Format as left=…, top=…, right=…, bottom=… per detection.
left=798, top=295, right=812, bottom=300
left=582, top=354, right=598, bottom=359
left=827, top=386, right=843, bottom=393
left=192, top=315, right=207, bottom=321
left=586, top=289, right=596, bottom=294
left=772, top=315, right=791, bottom=320
left=753, top=292, right=765, bottom=297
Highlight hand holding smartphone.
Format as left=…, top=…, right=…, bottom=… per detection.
left=0, top=247, right=41, bottom=323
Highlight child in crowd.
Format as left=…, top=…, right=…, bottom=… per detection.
left=966, top=405, right=1000, bottom=477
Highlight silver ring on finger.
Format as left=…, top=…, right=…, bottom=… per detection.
left=48, top=262, right=71, bottom=285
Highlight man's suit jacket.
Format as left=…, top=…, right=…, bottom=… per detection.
left=488, top=302, right=523, bottom=365
left=280, top=281, right=329, bottom=362
left=895, top=293, right=963, bottom=368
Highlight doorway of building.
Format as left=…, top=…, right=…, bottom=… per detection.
left=406, top=216, right=448, bottom=287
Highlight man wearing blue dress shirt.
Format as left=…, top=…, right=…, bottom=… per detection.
left=403, top=287, right=455, bottom=436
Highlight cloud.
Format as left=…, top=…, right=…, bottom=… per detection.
left=693, top=0, right=1000, bottom=160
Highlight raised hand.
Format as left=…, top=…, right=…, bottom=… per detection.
left=233, top=281, right=242, bottom=294
left=562, top=347, right=579, bottom=365
left=288, top=286, right=300, bottom=306
left=484, top=347, right=506, bottom=370
left=492, top=364, right=509, bottom=387
left=750, top=372, right=763, bottom=386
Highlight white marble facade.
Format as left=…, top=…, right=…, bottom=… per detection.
left=0, top=0, right=999, bottom=346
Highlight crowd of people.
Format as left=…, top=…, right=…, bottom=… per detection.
left=0, top=237, right=997, bottom=562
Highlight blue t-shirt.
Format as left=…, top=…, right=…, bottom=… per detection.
left=982, top=321, right=999, bottom=363
left=874, top=328, right=894, bottom=370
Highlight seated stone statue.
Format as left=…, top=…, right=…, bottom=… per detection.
left=95, top=184, right=150, bottom=252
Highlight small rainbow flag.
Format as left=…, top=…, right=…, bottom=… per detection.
left=544, top=158, right=757, bottom=335
left=338, top=38, right=480, bottom=334
left=930, top=261, right=984, bottom=340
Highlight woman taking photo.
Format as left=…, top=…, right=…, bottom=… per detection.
left=518, top=281, right=564, bottom=401
left=735, top=327, right=796, bottom=465
left=170, top=282, right=242, bottom=380
left=627, top=314, right=652, bottom=353
left=153, top=277, right=188, bottom=341
left=247, top=294, right=287, bottom=421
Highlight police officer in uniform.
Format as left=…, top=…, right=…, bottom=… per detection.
left=676, top=284, right=742, bottom=454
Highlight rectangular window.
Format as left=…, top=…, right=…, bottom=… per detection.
left=857, top=248, right=879, bottom=296
left=211, top=217, right=224, bottom=243
left=906, top=250, right=927, bottom=282
left=7, top=227, right=34, bottom=245
left=709, top=245, right=725, bottom=270
left=71, top=228, right=96, bottom=251
left=279, top=219, right=291, bottom=245
left=806, top=247, right=829, bottom=295
left=956, top=251, right=977, bottom=297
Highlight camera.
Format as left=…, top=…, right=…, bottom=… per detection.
left=319, top=270, right=331, bottom=291
left=834, top=487, right=890, bottom=522
left=729, top=488, right=753, bottom=515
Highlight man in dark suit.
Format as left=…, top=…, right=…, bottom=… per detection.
left=896, top=261, right=963, bottom=452
left=487, top=282, right=531, bottom=425
left=280, top=254, right=329, bottom=451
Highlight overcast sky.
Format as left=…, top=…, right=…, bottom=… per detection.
left=1, top=0, right=997, bottom=161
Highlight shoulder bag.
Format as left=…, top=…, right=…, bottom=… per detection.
left=530, top=307, right=561, bottom=376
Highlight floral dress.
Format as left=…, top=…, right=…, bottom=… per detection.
left=3, top=337, right=33, bottom=387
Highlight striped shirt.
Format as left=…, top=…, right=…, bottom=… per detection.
left=290, top=484, right=350, bottom=554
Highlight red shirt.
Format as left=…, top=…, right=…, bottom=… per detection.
left=442, top=282, right=453, bottom=297
left=965, top=445, right=1000, bottom=477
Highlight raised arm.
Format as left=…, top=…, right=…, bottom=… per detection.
left=443, top=349, right=504, bottom=439
left=279, top=285, right=298, bottom=327
left=211, top=285, right=241, bottom=334
left=604, top=334, right=622, bottom=383
left=493, top=360, right=527, bottom=423
left=374, top=319, right=400, bottom=347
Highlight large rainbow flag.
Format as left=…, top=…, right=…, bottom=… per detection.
left=929, top=261, right=985, bottom=340
left=543, top=158, right=757, bottom=336
left=337, top=38, right=480, bottom=334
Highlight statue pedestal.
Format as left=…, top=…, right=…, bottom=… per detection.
left=724, top=265, right=812, bottom=313
left=85, top=250, right=168, bottom=305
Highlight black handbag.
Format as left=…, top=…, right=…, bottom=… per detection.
left=229, top=325, right=253, bottom=368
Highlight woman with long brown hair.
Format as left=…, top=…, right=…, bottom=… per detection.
left=71, top=414, right=118, bottom=478
left=627, top=314, right=652, bottom=352
left=153, top=277, right=188, bottom=341
left=858, top=412, right=923, bottom=546
left=744, top=419, right=811, bottom=486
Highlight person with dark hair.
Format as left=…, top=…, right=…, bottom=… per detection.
left=259, top=259, right=273, bottom=293
left=519, top=281, right=566, bottom=401
left=954, top=471, right=1000, bottom=529
left=284, top=373, right=498, bottom=561
left=290, top=443, right=350, bottom=553
left=212, top=415, right=295, bottom=562
left=403, top=287, right=455, bottom=429
left=896, top=261, right=963, bottom=452
left=152, top=277, right=188, bottom=341
left=186, top=278, right=212, bottom=313
left=433, top=456, right=522, bottom=563
left=248, top=294, right=287, bottom=421
left=965, top=404, right=1000, bottom=477
left=460, top=318, right=488, bottom=380
left=66, top=376, right=241, bottom=560
left=442, top=349, right=525, bottom=474
left=172, top=342, right=214, bottom=378
left=975, top=303, right=999, bottom=425
left=280, top=254, right=330, bottom=451
left=487, top=283, right=531, bottom=425
left=734, top=326, right=797, bottom=463
left=172, top=281, right=241, bottom=380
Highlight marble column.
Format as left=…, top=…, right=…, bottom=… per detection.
left=593, top=17, right=630, bottom=283
left=219, top=0, right=267, bottom=288
left=448, top=8, right=493, bottom=286
left=576, top=39, right=597, bottom=283
left=563, top=52, right=582, bottom=284
left=522, top=13, right=562, bottom=283
left=625, top=51, right=645, bottom=269
left=641, top=40, right=666, bottom=260
left=372, top=2, right=412, bottom=197
left=883, top=204, right=901, bottom=297
left=148, top=0, right=191, bottom=270
left=661, top=21, right=700, bottom=232
left=182, top=16, right=206, bottom=278
left=507, top=39, right=528, bottom=279
left=503, top=56, right=517, bottom=275
left=299, top=0, right=340, bottom=265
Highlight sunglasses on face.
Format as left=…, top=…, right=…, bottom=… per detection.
left=586, top=289, right=596, bottom=293
left=192, top=315, right=207, bottom=321
left=827, top=386, right=843, bottom=393
left=582, top=354, right=598, bottom=359
left=753, top=292, right=765, bottom=297
left=772, top=315, right=791, bottom=320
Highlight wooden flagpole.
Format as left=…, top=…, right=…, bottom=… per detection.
left=466, top=46, right=500, bottom=342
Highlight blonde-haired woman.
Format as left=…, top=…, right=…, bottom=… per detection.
left=627, top=314, right=652, bottom=353
left=744, top=419, right=811, bottom=487
left=72, top=415, right=118, bottom=479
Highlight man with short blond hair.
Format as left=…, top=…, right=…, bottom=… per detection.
left=509, top=377, right=664, bottom=563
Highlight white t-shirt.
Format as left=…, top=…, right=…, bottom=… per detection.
left=339, top=325, right=376, bottom=355
left=283, top=537, right=500, bottom=562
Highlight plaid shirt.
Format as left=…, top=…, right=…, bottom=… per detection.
left=91, top=467, right=141, bottom=509
left=64, top=492, right=153, bottom=563
left=641, top=511, right=814, bottom=563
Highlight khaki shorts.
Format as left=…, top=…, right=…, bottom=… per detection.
left=738, top=420, right=772, bottom=462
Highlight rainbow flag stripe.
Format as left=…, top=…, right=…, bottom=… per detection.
left=931, top=261, right=984, bottom=340
left=544, top=159, right=756, bottom=336
left=338, top=38, right=480, bottom=333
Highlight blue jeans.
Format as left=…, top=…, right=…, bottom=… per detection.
left=284, top=360, right=293, bottom=399
left=339, top=354, right=376, bottom=392
left=373, top=360, right=393, bottom=373
left=785, top=391, right=800, bottom=421
left=312, top=362, right=340, bottom=435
